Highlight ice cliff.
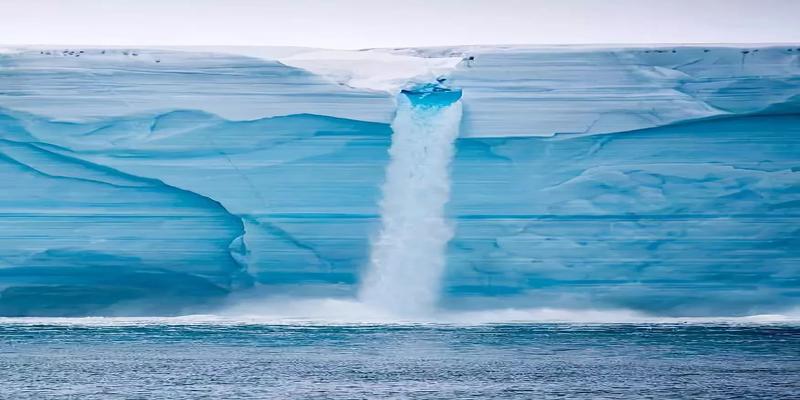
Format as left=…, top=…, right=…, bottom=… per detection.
left=0, top=45, right=798, bottom=316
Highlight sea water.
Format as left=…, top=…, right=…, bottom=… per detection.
left=1, top=321, right=798, bottom=399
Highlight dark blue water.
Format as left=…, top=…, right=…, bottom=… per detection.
left=1, top=323, right=798, bottom=399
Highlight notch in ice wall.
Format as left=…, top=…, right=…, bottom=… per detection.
left=359, top=86, right=463, bottom=315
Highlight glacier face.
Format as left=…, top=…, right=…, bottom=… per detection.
left=0, top=45, right=798, bottom=316
left=448, top=115, right=800, bottom=315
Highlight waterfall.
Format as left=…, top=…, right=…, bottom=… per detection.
left=359, top=89, right=463, bottom=316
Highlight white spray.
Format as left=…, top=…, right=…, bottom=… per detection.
left=359, top=94, right=463, bottom=316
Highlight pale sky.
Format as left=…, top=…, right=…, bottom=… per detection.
left=2, top=0, right=798, bottom=49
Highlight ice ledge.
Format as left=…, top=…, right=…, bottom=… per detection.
left=424, top=45, right=800, bottom=137
left=2, top=44, right=798, bottom=137
left=275, top=44, right=800, bottom=137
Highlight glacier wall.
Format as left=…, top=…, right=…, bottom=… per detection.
left=0, top=45, right=798, bottom=316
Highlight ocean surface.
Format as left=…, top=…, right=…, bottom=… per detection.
left=1, top=321, right=798, bottom=399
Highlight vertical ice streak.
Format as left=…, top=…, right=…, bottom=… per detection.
left=360, top=91, right=463, bottom=316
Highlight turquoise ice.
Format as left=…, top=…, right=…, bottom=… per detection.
left=0, top=46, right=798, bottom=316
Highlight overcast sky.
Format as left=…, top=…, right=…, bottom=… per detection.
left=2, top=0, right=798, bottom=49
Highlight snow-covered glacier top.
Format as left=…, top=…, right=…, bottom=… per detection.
left=0, top=44, right=798, bottom=137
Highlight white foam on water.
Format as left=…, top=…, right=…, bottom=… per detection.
left=2, top=299, right=798, bottom=327
left=358, top=95, right=463, bottom=316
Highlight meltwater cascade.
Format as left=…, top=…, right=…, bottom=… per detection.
left=359, top=85, right=463, bottom=315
